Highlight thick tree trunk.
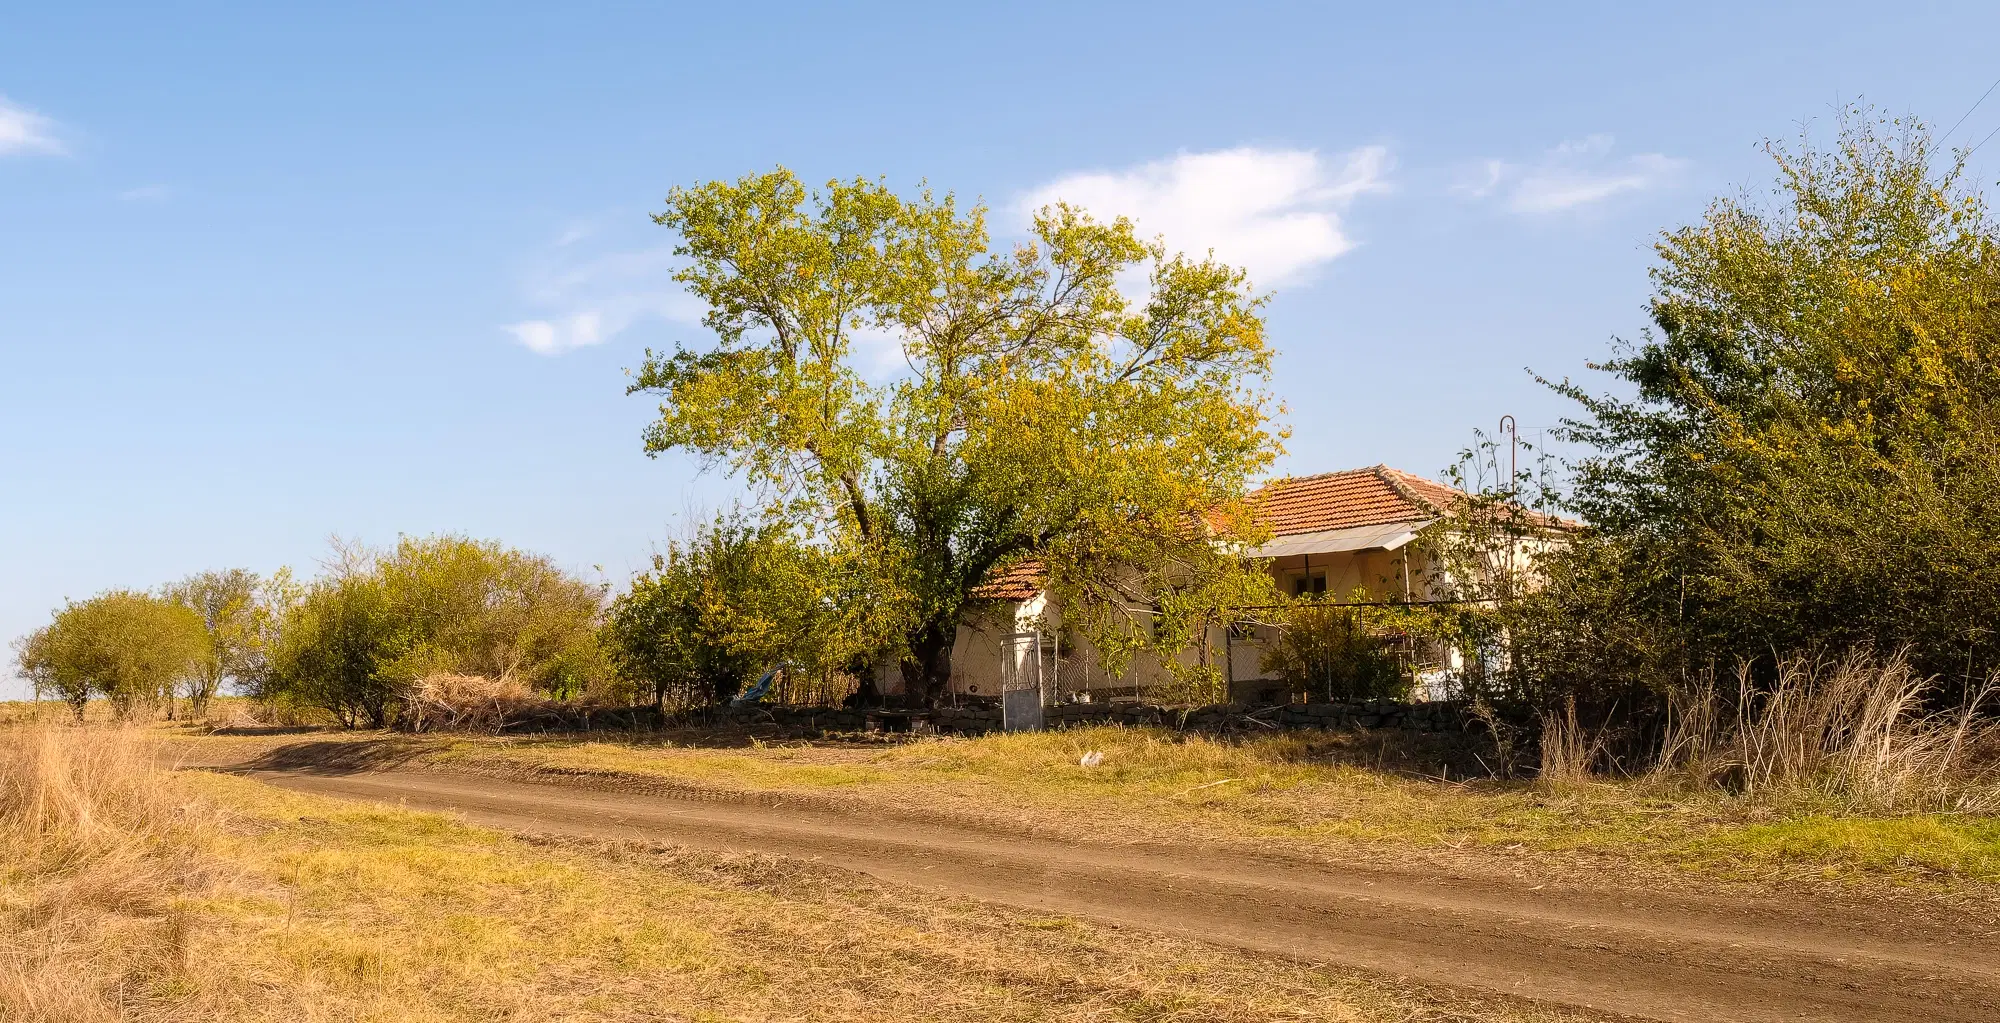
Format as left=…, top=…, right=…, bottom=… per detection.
left=906, top=620, right=956, bottom=708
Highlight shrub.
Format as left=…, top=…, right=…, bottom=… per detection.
left=262, top=535, right=614, bottom=727
left=1259, top=603, right=1409, bottom=702
left=265, top=572, right=405, bottom=728
left=606, top=517, right=884, bottom=710
left=12, top=591, right=208, bottom=720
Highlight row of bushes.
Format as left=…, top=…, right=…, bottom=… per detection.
left=12, top=527, right=876, bottom=727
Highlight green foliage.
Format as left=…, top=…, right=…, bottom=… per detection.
left=164, top=568, right=267, bottom=716
left=1528, top=108, right=2000, bottom=704
left=371, top=535, right=611, bottom=696
left=1260, top=603, right=1409, bottom=702
left=264, top=535, right=612, bottom=727
left=13, top=591, right=207, bottom=718
left=604, top=517, right=889, bottom=709
left=631, top=168, right=1281, bottom=703
left=1422, top=433, right=1575, bottom=702
left=266, top=572, right=404, bottom=728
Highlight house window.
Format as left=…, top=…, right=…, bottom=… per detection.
left=1293, top=572, right=1327, bottom=597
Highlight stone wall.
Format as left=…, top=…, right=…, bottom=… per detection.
left=492, top=698, right=1519, bottom=740
left=696, top=698, right=1505, bottom=738
left=1046, top=699, right=1483, bottom=734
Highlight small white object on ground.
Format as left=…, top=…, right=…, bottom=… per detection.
left=1079, top=751, right=1104, bottom=767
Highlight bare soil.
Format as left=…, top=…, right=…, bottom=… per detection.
left=195, top=740, right=2000, bottom=1023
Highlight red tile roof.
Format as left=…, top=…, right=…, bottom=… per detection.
left=972, top=558, right=1044, bottom=600
left=970, top=466, right=1572, bottom=600
left=1246, top=465, right=1461, bottom=537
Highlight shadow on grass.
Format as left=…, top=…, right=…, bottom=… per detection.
left=1188, top=728, right=1509, bottom=781
left=226, top=725, right=880, bottom=777
left=230, top=737, right=440, bottom=775
left=204, top=724, right=325, bottom=737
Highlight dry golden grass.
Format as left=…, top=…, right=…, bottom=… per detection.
left=402, top=673, right=540, bottom=733
left=0, top=696, right=271, bottom=729
left=1647, top=651, right=2000, bottom=812
left=2, top=724, right=1589, bottom=1023
left=0, top=724, right=216, bottom=1021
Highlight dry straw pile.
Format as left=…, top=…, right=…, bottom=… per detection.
left=401, top=672, right=540, bottom=733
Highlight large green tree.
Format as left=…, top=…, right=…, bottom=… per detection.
left=165, top=568, right=266, bottom=717
left=631, top=170, right=1280, bottom=703
left=1529, top=109, right=2000, bottom=700
left=14, top=591, right=207, bottom=719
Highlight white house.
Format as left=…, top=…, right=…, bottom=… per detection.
left=880, top=465, right=1570, bottom=704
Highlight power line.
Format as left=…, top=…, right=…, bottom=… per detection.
left=1944, top=74, right=2000, bottom=143
left=1969, top=120, right=2000, bottom=160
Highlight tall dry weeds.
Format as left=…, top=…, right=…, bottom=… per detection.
left=0, top=725, right=215, bottom=1021
left=1651, top=651, right=2000, bottom=812
left=1536, top=698, right=1609, bottom=787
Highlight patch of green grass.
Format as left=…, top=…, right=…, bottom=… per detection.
left=1678, top=814, right=2000, bottom=882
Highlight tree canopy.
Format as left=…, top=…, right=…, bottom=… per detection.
left=1525, top=109, right=2000, bottom=701
left=631, top=169, right=1281, bottom=702
left=165, top=568, right=268, bottom=716
left=14, top=591, right=207, bottom=718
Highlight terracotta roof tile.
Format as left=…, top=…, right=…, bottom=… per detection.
left=972, top=559, right=1043, bottom=600
left=1247, top=465, right=1458, bottom=536
left=1247, top=465, right=1579, bottom=535
left=970, top=466, right=1574, bottom=600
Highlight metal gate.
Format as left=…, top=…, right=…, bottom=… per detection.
left=999, top=631, right=1055, bottom=731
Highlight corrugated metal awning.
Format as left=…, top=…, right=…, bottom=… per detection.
left=1247, top=519, right=1434, bottom=559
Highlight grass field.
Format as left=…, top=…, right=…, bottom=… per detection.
left=150, top=717, right=2000, bottom=888
left=12, top=692, right=1999, bottom=888
left=2, top=722, right=1588, bottom=1023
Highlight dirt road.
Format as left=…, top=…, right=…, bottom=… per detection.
left=226, top=762, right=2000, bottom=1023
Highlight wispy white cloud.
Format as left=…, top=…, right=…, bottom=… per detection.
left=503, top=232, right=704, bottom=356
left=1456, top=159, right=1508, bottom=200
left=1020, top=145, right=1391, bottom=287
left=0, top=96, right=65, bottom=157
left=1460, top=135, right=1687, bottom=214
left=553, top=223, right=594, bottom=248
left=506, top=313, right=603, bottom=356
left=117, top=184, right=170, bottom=201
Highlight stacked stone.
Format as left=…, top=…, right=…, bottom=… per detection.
left=492, top=697, right=1503, bottom=738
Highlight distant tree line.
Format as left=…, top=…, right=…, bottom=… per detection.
left=11, top=528, right=874, bottom=724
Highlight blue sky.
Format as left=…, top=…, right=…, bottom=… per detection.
left=7, top=2, right=2000, bottom=695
